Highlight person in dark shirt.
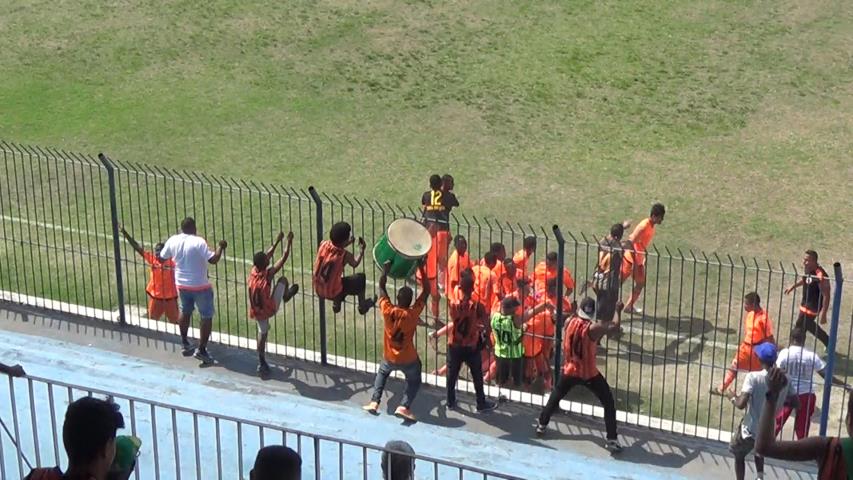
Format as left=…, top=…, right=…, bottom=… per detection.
left=785, top=250, right=831, bottom=349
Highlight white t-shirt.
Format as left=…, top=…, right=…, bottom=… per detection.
left=776, top=345, right=825, bottom=395
left=741, top=369, right=790, bottom=439
left=159, top=233, right=215, bottom=288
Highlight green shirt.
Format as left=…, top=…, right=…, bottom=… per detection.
left=491, top=312, right=524, bottom=359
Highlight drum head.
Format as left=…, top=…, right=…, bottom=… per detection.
left=387, top=219, right=432, bottom=259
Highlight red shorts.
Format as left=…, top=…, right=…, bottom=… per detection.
left=148, top=297, right=180, bottom=323
left=775, top=392, right=816, bottom=439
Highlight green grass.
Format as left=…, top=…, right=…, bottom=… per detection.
left=0, top=0, right=851, bottom=265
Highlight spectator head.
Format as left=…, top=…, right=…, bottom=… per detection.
left=459, top=273, right=475, bottom=297
left=501, top=296, right=521, bottom=315
left=743, top=292, right=761, bottom=312
left=523, top=236, right=537, bottom=255
left=180, top=217, right=197, bottom=235
left=253, top=251, right=270, bottom=270
left=754, top=342, right=777, bottom=369
left=503, top=257, right=517, bottom=278
left=483, top=252, right=498, bottom=269
left=329, top=222, right=352, bottom=247
left=397, top=286, right=414, bottom=308
left=803, top=250, right=819, bottom=271
left=153, top=242, right=166, bottom=257
left=63, top=397, right=125, bottom=478
left=453, top=235, right=468, bottom=255
left=441, top=174, right=454, bottom=191
left=515, top=278, right=531, bottom=297
left=381, top=440, right=416, bottom=480
left=789, top=327, right=806, bottom=346
left=610, top=223, right=625, bottom=241
left=650, top=203, right=666, bottom=225
left=250, top=445, right=302, bottom=480
left=107, top=436, right=142, bottom=480
left=429, top=175, right=442, bottom=190
left=490, top=242, right=506, bottom=260
left=545, top=252, right=559, bottom=268
left=577, top=297, right=596, bottom=321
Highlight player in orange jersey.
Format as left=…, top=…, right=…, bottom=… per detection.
left=530, top=252, right=575, bottom=299
left=712, top=292, right=775, bottom=396
left=624, top=203, right=665, bottom=314
left=513, top=236, right=537, bottom=277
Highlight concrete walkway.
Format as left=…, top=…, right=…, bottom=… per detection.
left=0, top=303, right=817, bottom=479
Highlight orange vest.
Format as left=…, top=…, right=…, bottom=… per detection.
left=313, top=240, right=346, bottom=299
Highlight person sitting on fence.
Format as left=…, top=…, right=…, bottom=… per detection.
left=0, top=361, right=25, bottom=377
left=756, top=368, right=850, bottom=480
left=524, top=278, right=570, bottom=391
left=445, top=274, right=497, bottom=413
left=624, top=203, right=665, bottom=314
left=249, top=231, right=300, bottom=376
left=364, top=260, right=430, bottom=422
left=724, top=343, right=795, bottom=480
left=421, top=174, right=457, bottom=299
left=712, top=292, right=775, bottom=396
left=445, top=235, right=472, bottom=306
left=513, top=236, right=537, bottom=277
left=159, top=217, right=227, bottom=365
left=536, top=297, right=623, bottom=453
left=25, top=396, right=126, bottom=480
left=785, top=250, right=831, bottom=350
left=492, top=296, right=551, bottom=389
left=250, top=445, right=302, bottom=480
left=775, top=327, right=849, bottom=439
left=108, top=436, right=142, bottom=480
left=381, top=440, right=416, bottom=480
left=530, top=252, right=575, bottom=299
left=120, top=225, right=179, bottom=324
left=312, top=221, right=375, bottom=315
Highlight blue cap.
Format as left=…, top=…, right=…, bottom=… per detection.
left=754, top=342, right=777, bottom=364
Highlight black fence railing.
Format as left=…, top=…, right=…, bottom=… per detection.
left=0, top=141, right=849, bottom=442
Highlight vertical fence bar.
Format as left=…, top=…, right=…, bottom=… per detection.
left=308, top=186, right=327, bottom=365
left=552, top=225, right=566, bottom=384
left=819, top=263, right=844, bottom=436
left=98, top=153, right=127, bottom=324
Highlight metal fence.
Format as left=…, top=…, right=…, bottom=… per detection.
left=0, top=375, right=521, bottom=480
left=0, top=141, right=850, bottom=442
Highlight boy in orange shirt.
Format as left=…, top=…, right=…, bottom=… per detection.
left=524, top=278, right=570, bottom=391
left=248, top=231, right=300, bottom=376
left=312, top=222, right=375, bottom=315
left=712, top=292, right=775, bottom=396
left=624, top=203, right=665, bottom=314
left=471, top=253, right=498, bottom=310
left=530, top=252, right=575, bottom=298
left=445, top=235, right=472, bottom=306
left=364, top=261, right=430, bottom=422
left=497, top=256, right=522, bottom=299
left=513, top=236, right=537, bottom=277
left=120, top=226, right=179, bottom=323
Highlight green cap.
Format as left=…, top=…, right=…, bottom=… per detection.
left=111, top=436, right=142, bottom=471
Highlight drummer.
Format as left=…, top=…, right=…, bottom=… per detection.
left=312, top=221, right=375, bottom=315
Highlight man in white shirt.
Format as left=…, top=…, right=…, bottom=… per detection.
left=725, top=342, right=796, bottom=480
left=159, top=217, right=226, bottom=365
left=775, top=327, right=849, bottom=439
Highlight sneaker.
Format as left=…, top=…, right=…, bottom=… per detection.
left=362, top=401, right=380, bottom=415
left=476, top=401, right=498, bottom=413
left=358, top=297, right=376, bottom=315
left=627, top=306, right=643, bottom=315
left=194, top=348, right=214, bottom=365
left=257, top=362, right=271, bottom=376
left=394, top=406, right=417, bottom=422
left=332, top=300, right=342, bottom=314
left=283, top=284, right=299, bottom=303
left=605, top=439, right=623, bottom=453
left=445, top=400, right=458, bottom=411
left=535, top=421, right=547, bottom=436
left=181, top=341, right=196, bottom=357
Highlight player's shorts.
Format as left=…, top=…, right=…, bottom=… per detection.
left=621, top=262, right=645, bottom=285
left=148, top=297, right=180, bottom=323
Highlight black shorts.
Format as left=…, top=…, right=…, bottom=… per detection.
left=496, top=357, right=523, bottom=387
left=334, top=273, right=366, bottom=301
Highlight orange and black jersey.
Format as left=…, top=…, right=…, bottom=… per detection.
left=421, top=189, right=459, bottom=230
left=801, top=265, right=829, bottom=315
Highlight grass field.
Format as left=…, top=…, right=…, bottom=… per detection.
left=1, top=0, right=851, bottom=265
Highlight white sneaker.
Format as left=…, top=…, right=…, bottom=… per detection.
left=605, top=439, right=623, bottom=453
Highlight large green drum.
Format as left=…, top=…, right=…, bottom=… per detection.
left=373, top=219, right=433, bottom=279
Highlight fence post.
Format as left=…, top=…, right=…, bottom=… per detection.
left=308, top=186, right=328, bottom=365
left=819, top=262, right=844, bottom=436
left=98, top=153, right=127, bottom=325
left=552, top=225, right=566, bottom=386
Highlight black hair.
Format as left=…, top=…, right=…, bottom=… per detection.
left=441, top=174, right=454, bottom=184
left=180, top=217, right=196, bottom=234
left=329, top=222, right=352, bottom=246
left=503, top=257, right=515, bottom=268
left=483, top=251, right=498, bottom=267
left=515, top=278, right=531, bottom=289
left=453, top=234, right=466, bottom=248
left=546, top=252, right=558, bottom=264
left=523, top=236, right=537, bottom=250
left=650, top=203, right=666, bottom=218
left=63, top=397, right=125, bottom=467
left=397, top=286, right=414, bottom=308
left=490, top=242, right=506, bottom=256
left=253, top=251, right=269, bottom=269
left=744, top=291, right=761, bottom=307
left=610, top=223, right=624, bottom=239
left=459, top=274, right=475, bottom=293
left=381, top=441, right=415, bottom=480
left=790, top=327, right=806, bottom=345
left=429, top=175, right=442, bottom=190
left=251, top=445, right=302, bottom=480
left=805, top=249, right=818, bottom=261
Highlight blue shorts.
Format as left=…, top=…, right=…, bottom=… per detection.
left=178, top=288, right=215, bottom=318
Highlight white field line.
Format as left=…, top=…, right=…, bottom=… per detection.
left=0, top=289, right=734, bottom=442
left=2, top=215, right=742, bottom=351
